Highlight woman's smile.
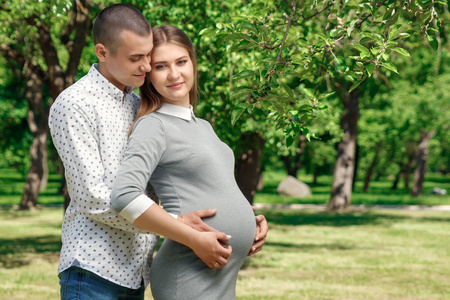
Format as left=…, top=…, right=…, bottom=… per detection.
left=148, top=42, right=194, bottom=108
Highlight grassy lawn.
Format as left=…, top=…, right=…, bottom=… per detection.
left=0, top=168, right=449, bottom=299
left=0, top=207, right=449, bottom=299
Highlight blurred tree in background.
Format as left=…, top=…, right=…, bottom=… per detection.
left=0, top=0, right=448, bottom=210
left=211, top=0, right=448, bottom=208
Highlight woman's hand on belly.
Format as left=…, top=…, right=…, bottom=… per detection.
left=188, top=231, right=232, bottom=269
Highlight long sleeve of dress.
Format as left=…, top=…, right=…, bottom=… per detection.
left=111, top=115, right=166, bottom=223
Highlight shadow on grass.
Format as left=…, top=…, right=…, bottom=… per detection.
left=265, top=240, right=353, bottom=252
left=260, top=209, right=450, bottom=227
left=0, top=235, right=61, bottom=268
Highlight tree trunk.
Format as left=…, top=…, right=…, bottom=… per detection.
left=14, top=0, right=91, bottom=209
left=280, top=135, right=306, bottom=177
left=392, top=142, right=416, bottom=190
left=256, top=172, right=264, bottom=191
left=392, top=171, right=401, bottom=190
left=20, top=70, right=47, bottom=210
left=403, top=142, right=416, bottom=189
left=411, top=130, right=435, bottom=196
left=352, top=142, right=360, bottom=191
left=313, top=169, right=318, bottom=185
left=363, top=142, right=381, bottom=192
left=235, top=132, right=265, bottom=204
left=327, top=90, right=359, bottom=211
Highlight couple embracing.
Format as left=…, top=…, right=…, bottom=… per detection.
left=50, top=4, right=268, bottom=300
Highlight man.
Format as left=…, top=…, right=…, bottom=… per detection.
left=49, top=4, right=267, bottom=300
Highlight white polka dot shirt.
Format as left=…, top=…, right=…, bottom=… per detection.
left=49, top=64, right=159, bottom=289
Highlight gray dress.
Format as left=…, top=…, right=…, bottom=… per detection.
left=112, top=111, right=256, bottom=300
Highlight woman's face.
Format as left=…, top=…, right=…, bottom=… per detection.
left=148, top=42, right=194, bottom=108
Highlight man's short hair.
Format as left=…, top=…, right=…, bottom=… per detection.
left=93, top=4, right=151, bottom=54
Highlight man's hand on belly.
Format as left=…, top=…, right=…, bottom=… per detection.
left=248, top=207, right=268, bottom=256
left=180, top=208, right=220, bottom=232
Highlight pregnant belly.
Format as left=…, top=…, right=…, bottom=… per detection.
left=198, top=199, right=256, bottom=258
left=161, top=189, right=257, bottom=258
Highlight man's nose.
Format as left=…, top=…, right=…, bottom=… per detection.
left=141, top=56, right=151, bottom=72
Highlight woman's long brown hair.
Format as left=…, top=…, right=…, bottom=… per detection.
left=129, top=25, right=199, bottom=136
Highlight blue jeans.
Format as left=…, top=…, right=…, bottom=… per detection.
left=59, top=267, right=145, bottom=300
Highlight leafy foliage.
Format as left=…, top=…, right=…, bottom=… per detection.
left=215, top=0, right=447, bottom=145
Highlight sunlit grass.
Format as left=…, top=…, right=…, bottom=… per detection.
left=1, top=207, right=449, bottom=300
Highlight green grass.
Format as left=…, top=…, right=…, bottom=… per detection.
left=236, top=208, right=450, bottom=299
left=0, top=208, right=62, bottom=300
left=255, top=170, right=450, bottom=206
left=0, top=207, right=449, bottom=299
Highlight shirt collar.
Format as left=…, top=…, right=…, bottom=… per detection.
left=156, top=103, right=195, bottom=121
left=87, top=64, right=134, bottom=100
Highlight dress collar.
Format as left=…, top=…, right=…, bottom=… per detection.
left=156, top=103, right=195, bottom=121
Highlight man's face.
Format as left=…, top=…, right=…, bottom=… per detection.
left=100, top=30, right=154, bottom=91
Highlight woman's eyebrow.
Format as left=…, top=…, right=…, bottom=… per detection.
left=152, top=56, right=189, bottom=64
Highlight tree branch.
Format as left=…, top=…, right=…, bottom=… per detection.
left=275, top=0, right=297, bottom=65
left=384, top=0, right=397, bottom=41
left=300, top=1, right=335, bottom=21
left=66, top=0, right=92, bottom=83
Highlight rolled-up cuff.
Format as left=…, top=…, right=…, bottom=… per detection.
left=120, top=194, right=155, bottom=223
left=168, top=213, right=178, bottom=219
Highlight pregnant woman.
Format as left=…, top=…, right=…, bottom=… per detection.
left=111, top=25, right=258, bottom=299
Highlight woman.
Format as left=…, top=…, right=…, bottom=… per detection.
left=111, top=25, right=257, bottom=299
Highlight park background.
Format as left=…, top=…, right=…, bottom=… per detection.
left=0, top=0, right=449, bottom=299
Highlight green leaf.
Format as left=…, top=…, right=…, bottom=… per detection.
left=230, top=88, right=251, bottom=100
left=392, top=47, right=410, bottom=57
left=362, top=32, right=384, bottom=43
left=281, top=82, right=294, bottom=97
left=347, top=20, right=358, bottom=37
left=316, top=33, right=329, bottom=42
left=231, top=104, right=249, bottom=126
left=371, top=47, right=380, bottom=55
left=222, top=33, right=251, bottom=42
left=269, top=101, right=285, bottom=116
left=427, top=34, right=439, bottom=51
left=285, top=71, right=303, bottom=78
left=286, top=135, right=294, bottom=147
left=366, top=64, right=375, bottom=77
left=198, top=28, right=216, bottom=38
left=238, top=22, right=258, bottom=35
left=297, top=104, right=313, bottom=111
left=381, top=62, right=398, bottom=74
left=349, top=79, right=363, bottom=92
left=351, top=43, right=370, bottom=58
left=229, top=43, right=256, bottom=52
left=258, top=25, right=269, bottom=36
left=233, top=70, right=259, bottom=81
left=300, top=127, right=311, bottom=141
left=329, top=29, right=339, bottom=38
left=318, top=92, right=335, bottom=100
left=301, top=88, right=315, bottom=99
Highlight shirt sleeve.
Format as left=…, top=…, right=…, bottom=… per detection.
left=49, top=97, right=149, bottom=233
left=111, top=115, right=166, bottom=223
